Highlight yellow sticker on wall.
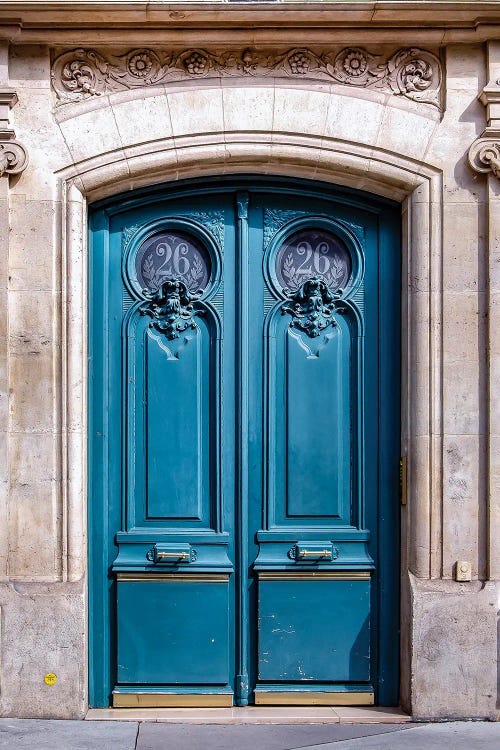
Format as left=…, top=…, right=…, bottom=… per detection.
left=44, top=673, right=57, bottom=686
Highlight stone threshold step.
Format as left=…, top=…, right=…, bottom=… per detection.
left=86, top=706, right=411, bottom=724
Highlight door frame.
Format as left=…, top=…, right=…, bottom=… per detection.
left=88, top=175, right=401, bottom=708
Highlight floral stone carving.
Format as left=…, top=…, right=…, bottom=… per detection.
left=51, top=46, right=443, bottom=110
left=140, top=277, right=204, bottom=340
left=281, top=276, right=344, bottom=339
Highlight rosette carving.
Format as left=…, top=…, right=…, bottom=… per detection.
left=51, top=46, right=443, bottom=110
left=181, top=50, right=210, bottom=75
left=53, top=48, right=173, bottom=97
left=330, top=47, right=374, bottom=83
left=327, top=47, right=440, bottom=106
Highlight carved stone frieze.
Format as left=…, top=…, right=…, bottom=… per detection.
left=51, top=46, right=443, bottom=110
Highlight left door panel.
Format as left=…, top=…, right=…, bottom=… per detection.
left=89, top=192, right=236, bottom=707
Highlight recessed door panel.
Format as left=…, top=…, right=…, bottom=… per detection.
left=283, top=320, right=351, bottom=522
left=144, top=325, right=209, bottom=522
left=117, top=578, right=230, bottom=684
left=258, top=578, right=370, bottom=682
left=89, top=179, right=401, bottom=709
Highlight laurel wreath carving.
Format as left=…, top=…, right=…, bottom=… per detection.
left=281, top=251, right=346, bottom=290
left=141, top=250, right=204, bottom=291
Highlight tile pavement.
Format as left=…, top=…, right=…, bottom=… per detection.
left=0, top=718, right=498, bottom=750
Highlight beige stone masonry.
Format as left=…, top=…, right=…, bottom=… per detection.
left=467, top=40, right=500, bottom=582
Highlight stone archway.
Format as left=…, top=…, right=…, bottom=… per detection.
left=54, top=81, right=443, bottom=712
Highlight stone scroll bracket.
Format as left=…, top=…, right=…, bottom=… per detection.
left=0, top=90, right=29, bottom=179
left=50, top=46, right=444, bottom=111
left=469, top=136, right=500, bottom=178
left=468, top=81, right=500, bottom=179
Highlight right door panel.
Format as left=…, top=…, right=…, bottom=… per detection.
left=249, top=189, right=400, bottom=706
left=258, top=577, right=370, bottom=683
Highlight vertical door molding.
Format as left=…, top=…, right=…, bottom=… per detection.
left=235, top=191, right=250, bottom=706
left=401, top=174, right=443, bottom=581
left=62, top=180, right=88, bottom=583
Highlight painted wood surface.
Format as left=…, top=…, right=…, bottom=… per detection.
left=89, top=177, right=401, bottom=708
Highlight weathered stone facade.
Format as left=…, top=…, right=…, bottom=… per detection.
left=0, top=1, right=498, bottom=720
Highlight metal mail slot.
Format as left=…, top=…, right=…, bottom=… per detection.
left=146, top=543, right=197, bottom=564
left=293, top=543, right=336, bottom=561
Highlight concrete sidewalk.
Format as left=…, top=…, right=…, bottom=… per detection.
left=0, top=719, right=499, bottom=750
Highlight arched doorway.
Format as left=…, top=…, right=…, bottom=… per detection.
left=88, top=176, right=401, bottom=708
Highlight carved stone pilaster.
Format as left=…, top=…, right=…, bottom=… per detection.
left=0, top=90, right=28, bottom=179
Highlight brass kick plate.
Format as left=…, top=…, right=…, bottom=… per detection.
left=257, top=571, right=371, bottom=581
left=254, top=691, right=375, bottom=706
left=113, top=692, right=233, bottom=708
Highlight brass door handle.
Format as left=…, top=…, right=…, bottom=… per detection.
left=288, top=543, right=338, bottom=561
left=156, top=551, right=190, bottom=560
left=146, top=544, right=198, bottom=564
left=298, top=549, right=332, bottom=559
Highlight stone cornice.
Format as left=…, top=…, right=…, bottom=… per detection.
left=2, top=3, right=500, bottom=44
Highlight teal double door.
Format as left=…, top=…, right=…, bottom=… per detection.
left=89, top=178, right=401, bottom=708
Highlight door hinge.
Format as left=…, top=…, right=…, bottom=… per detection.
left=399, top=455, right=407, bottom=506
